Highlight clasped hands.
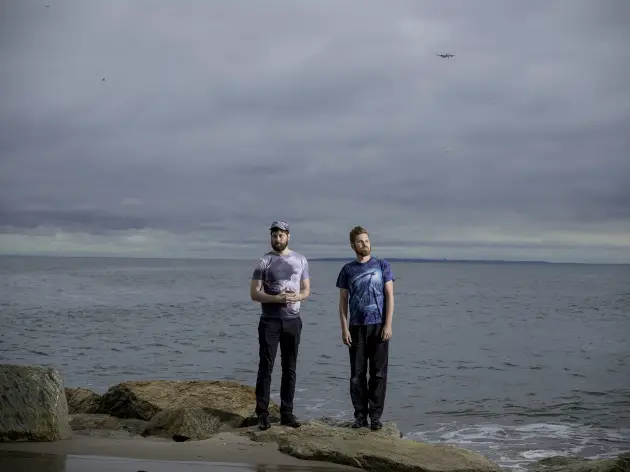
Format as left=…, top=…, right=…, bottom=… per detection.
left=275, top=290, right=302, bottom=304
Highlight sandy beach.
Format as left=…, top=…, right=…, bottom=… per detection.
left=0, top=433, right=360, bottom=471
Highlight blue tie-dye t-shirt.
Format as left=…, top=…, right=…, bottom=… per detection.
left=336, top=257, right=394, bottom=326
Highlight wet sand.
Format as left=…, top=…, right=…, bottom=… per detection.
left=0, top=434, right=359, bottom=471
left=0, top=450, right=356, bottom=472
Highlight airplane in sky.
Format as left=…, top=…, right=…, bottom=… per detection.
left=436, top=53, right=455, bottom=58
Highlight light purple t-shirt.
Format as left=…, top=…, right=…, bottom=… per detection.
left=252, top=250, right=310, bottom=319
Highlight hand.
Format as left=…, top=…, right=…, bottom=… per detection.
left=342, top=329, right=352, bottom=347
left=381, top=324, right=392, bottom=341
left=285, top=292, right=301, bottom=303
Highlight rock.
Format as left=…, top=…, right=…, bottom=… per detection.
left=97, top=379, right=280, bottom=426
left=317, top=417, right=402, bottom=439
left=0, top=364, right=71, bottom=442
left=70, top=413, right=148, bottom=436
left=65, top=387, right=101, bottom=414
left=241, top=417, right=502, bottom=472
left=529, top=453, right=630, bottom=472
left=142, top=406, right=250, bottom=441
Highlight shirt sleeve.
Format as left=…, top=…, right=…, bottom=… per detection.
left=301, top=257, right=310, bottom=280
left=252, top=258, right=265, bottom=280
left=381, top=259, right=395, bottom=283
left=336, top=266, right=348, bottom=289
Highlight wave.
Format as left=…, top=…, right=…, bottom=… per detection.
left=405, top=422, right=630, bottom=471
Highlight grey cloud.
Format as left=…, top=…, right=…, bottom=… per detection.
left=0, top=208, right=147, bottom=233
left=1, top=0, right=629, bottom=261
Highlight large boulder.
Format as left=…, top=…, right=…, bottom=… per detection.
left=242, top=418, right=502, bottom=472
left=97, top=380, right=279, bottom=427
left=528, top=453, right=630, bottom=472
left=0, top=364, right=71, bottom=442
left=65, top=387, right=101, bottom=414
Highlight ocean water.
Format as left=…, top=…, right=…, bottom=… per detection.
left=1, top=255, right=629, bottom=470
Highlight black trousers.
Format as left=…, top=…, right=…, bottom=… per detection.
left=349, top=323, right=389, bottom=420
left=255, top=316, right=302, bottom=417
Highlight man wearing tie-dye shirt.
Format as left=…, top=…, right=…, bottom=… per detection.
left=250, top=220, right=310, bottom=431
left=336, top=226, right=395, bottom=431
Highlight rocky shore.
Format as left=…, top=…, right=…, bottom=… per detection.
left=1, top=364, right=628, bottom=472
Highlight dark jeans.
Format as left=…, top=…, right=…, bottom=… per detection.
left=349, top=323, right=389, bottom=420
left=255, top=316, right=302, bottom=417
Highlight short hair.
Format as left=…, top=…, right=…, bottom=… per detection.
left=349, top=226, right=368, bottom=245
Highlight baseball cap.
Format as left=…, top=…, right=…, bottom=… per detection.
left=269, top=220, right=290, bottom=232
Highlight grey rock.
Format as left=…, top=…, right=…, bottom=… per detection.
left=65, top=387, right=101, bottom=414
left=316, top=416, right=402, bottom=438
left=241, top=417, right=503, bottom=472
left=0, top=364, right=71, bottom=442
left=69, top=413, right=147, bottom=436
left=97, top=379, right=279, bottom=424
left=528, top=453, right=630, bottom=472
left=141, top=406, right=246, bottom=441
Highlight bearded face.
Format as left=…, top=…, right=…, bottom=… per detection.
left=355, top=246, right=371, bottom=257
left=352, top=233, right=371, bottom=257
left=270, top=230, right=289, bottom=252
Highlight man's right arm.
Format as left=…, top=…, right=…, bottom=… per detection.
left=339, top=288, right=351, bottom=346
left=250, top=257, right=283, bottom=304
left=250, top=279, right=285, bottom=303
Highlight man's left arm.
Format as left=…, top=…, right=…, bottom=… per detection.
left=382, top=281, right=394, bottom=340
left=298, top=277, right=311, bottom=301
left=286, top=258, right=311, bottom=302
left=382, top=260, right=395, bottom=341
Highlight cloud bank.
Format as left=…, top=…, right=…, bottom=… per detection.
left=1, top=0, right=629, bottom=262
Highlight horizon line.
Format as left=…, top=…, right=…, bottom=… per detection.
left=1, top=253, right=628, bottom=265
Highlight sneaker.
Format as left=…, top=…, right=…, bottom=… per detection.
left=370, top=418, right=383, bottom=431
left=258, top=414, right=271, bottom=430
left=351, top=416, right=368, bottom=428
left=280, top=414, right=301, bottom=428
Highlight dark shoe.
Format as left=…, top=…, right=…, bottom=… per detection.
left=280, top=414, right=301, bottom=428
left=370, top=418, right=383, bottom=431
left=351, top=416, right=368, bottom=428
left=258, top=415, right=271, bottom=430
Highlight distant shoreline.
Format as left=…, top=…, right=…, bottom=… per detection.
left=310, top=257, right=552, bottom=264
left=1, top=254, right=627, bottom=265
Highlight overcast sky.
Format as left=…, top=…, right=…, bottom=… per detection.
left=1, top=0, right=629, bottom=263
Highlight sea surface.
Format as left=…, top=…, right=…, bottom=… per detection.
left=1, top=255, right=629, bottom=470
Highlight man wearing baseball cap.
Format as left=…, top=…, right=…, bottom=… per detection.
left=250, top=220, right=310, bottom=430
